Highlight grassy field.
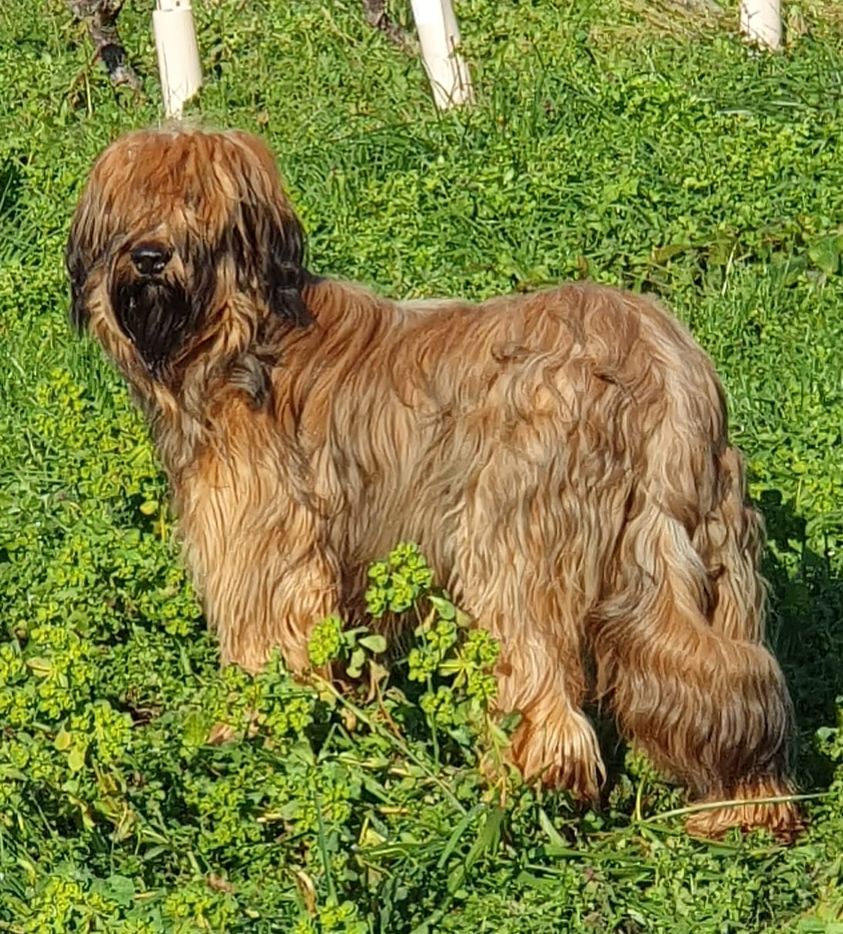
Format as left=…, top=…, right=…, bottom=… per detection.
left=1, top=0, right=843, bottom=930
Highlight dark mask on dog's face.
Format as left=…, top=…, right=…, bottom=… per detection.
left=106, top=236, right=222, bottom=380
left=109, top=241, right=194, bottom=379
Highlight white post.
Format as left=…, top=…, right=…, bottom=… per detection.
left=410, top=0, right=473, bottom=110
left=152, top=0, right=203, bottom=117
left=739, top=0, right=782, bottom=51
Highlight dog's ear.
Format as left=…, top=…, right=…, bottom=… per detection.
left=231, top=197, right=312, bottom=328
left=65, top=189, right=97, bottom=330
left=224, top=132, right=313, bottom=328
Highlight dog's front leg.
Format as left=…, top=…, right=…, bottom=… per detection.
left=209, top=547, right=342, bottom=675
left=180, top=483, right=342, bottom=674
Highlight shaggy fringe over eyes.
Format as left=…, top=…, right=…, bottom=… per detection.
left=67, top=126, right=803, bottom=842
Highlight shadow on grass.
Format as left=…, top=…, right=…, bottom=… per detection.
left=758, top=489, right=843, bottom=789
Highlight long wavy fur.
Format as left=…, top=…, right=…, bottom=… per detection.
left=67, top=127, right=802, bottom=839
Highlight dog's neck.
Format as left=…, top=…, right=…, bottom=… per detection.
left=138, top=276, right=397, bottom=483
left=301, top=275, right=395, bottom=323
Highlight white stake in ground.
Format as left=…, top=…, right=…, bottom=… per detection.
left=153, top=0, right=203, bottom=117
left=410, top=0, right=473, bottom=110
left=739, top=0, right=782, bottom=51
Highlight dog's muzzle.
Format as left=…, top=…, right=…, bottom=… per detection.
left=130, top=244, right=173, bottom=277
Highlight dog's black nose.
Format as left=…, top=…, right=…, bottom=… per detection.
left=130, top=244, right=172, bottom=277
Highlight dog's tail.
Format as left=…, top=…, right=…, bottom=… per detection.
left=590, top=376, right=800, bottom=838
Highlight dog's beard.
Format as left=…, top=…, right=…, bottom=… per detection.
left=112, top=278, right=198, bottom=380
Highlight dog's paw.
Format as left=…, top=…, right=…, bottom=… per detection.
left=510, top=705, right=605, bottom=802
left=685, top=776, right=805, bottom=843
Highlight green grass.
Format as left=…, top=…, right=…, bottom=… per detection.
left=1, top=0, right=843, bottom=930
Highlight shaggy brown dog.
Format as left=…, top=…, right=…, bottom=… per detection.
left=67, top=127, right=801, bottom=839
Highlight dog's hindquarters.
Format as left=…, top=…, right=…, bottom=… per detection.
left=588, top=353, right=800, bottom=838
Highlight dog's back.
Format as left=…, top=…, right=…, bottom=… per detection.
left=292, top=279, right=730, bottom=600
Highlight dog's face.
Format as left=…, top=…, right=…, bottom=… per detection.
left=66, top=129, right=310, bottom=384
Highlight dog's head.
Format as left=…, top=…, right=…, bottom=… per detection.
left=66, top=128, right=310, bottom=384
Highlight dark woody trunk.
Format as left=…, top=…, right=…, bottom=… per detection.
left=67, top=0, right=141, bottom=89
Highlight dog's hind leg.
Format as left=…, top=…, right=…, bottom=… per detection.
left=503, top=632, right=605, bottom=801
left=461, top=585, right=604, bottom=800
left=589, top=454, right=802, bottom=840
left=455, top=538, right=605, bottom=800
left=694, top=447, right=766, bottom=642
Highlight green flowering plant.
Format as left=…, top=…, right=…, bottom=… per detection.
left=308, top=614, right=387, bottom=679
left=364, top=541, right=434, bottom=618
left=306, top=544, right=509, bottom=787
